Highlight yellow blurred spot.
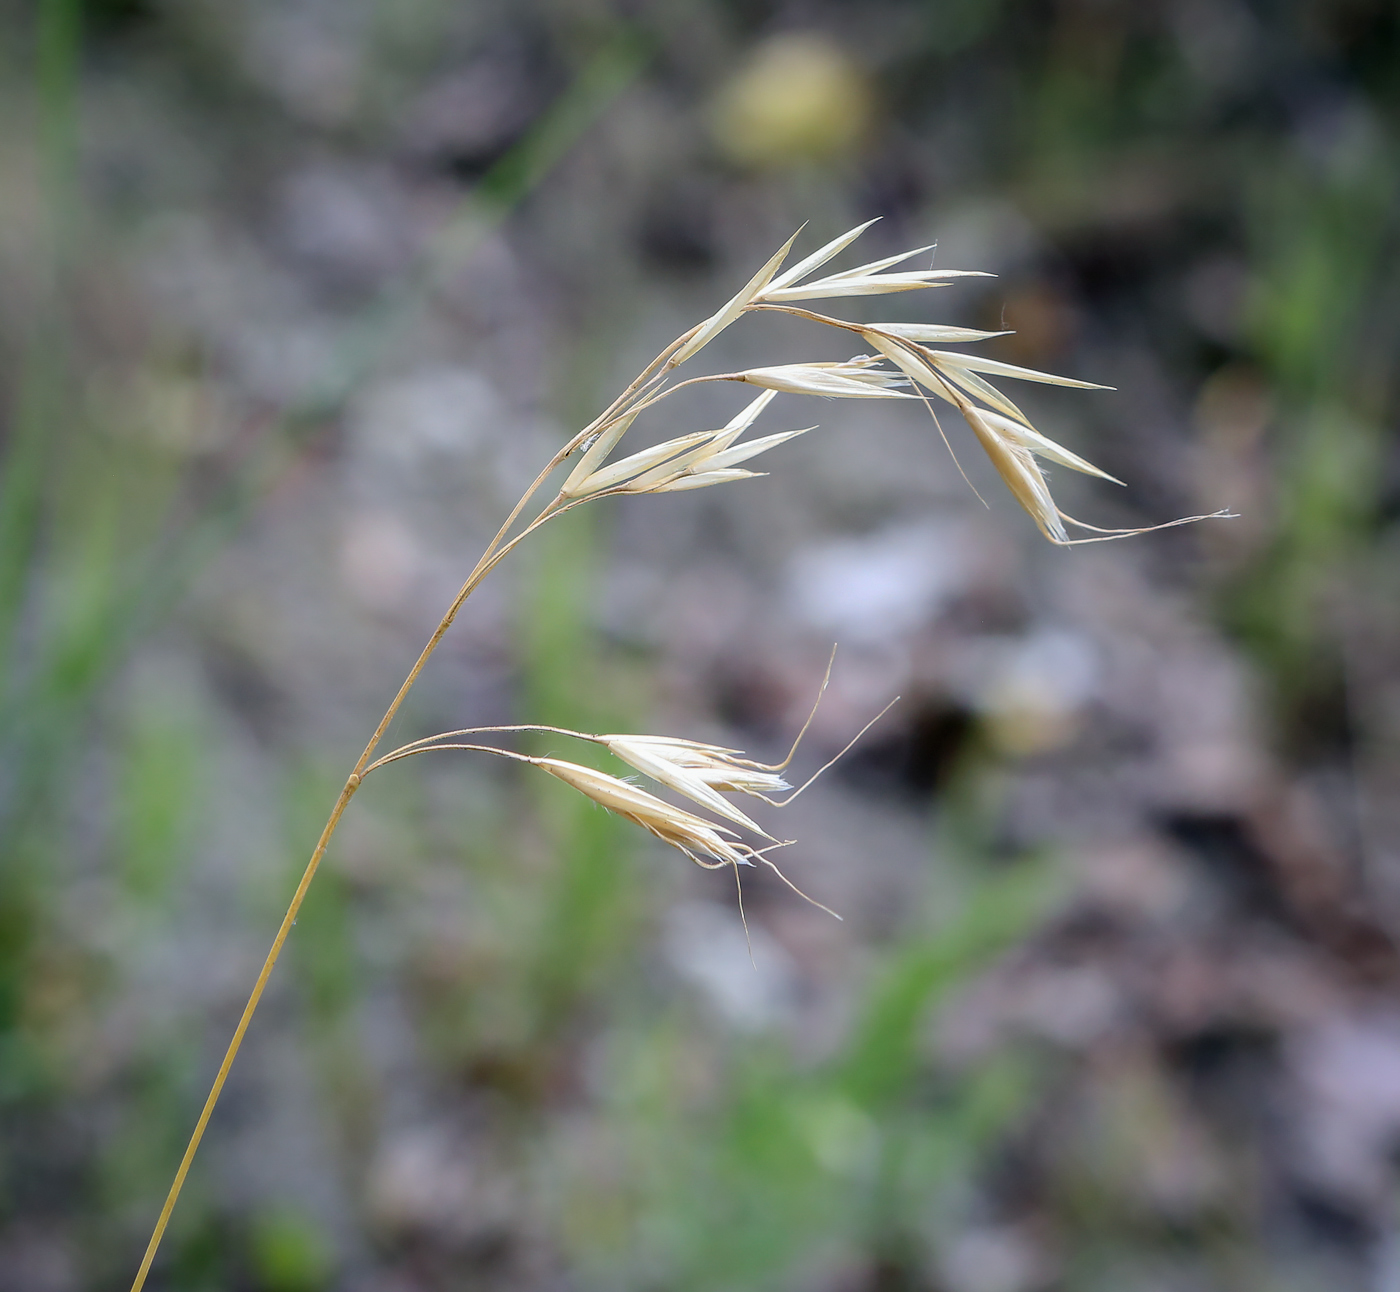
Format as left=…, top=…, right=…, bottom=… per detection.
left=982, top=683, right=1083, bottom=757
left=711, top=33, right=874, bottom=169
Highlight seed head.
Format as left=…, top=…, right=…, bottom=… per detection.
left=536, top=757, right=758, bottom=871
left=601, top=735, right=790, bottom=836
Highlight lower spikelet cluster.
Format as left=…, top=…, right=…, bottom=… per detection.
left=366, top=680, right=873, bottom=922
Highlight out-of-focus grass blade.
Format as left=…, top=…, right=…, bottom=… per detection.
left=837, top=861, right=1053, bottom=1110
left=0, top=368, right=52, bottom=691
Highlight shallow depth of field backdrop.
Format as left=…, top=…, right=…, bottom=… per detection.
left=3, top=2, right=1400, bottom=1289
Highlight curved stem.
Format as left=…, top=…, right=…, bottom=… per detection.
left=566, top=326, right=699, bottom=450
left=363, top=741, right=542, bottom=774
left=130, top=318, right=706, bottom=1289
left=128, top=777, right=359, bottom=1292
left=366, top=723, right=600, bottom=773
left=747, top=302, right=865, bottom=333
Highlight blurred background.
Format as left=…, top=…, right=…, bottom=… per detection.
left=2, top=1, right=1400, bottom=1288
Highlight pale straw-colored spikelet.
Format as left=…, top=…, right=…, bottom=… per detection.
left=532, top=753, right=839, bottom=917
left=559, top=409, right=640, bottom=497
left=875, top=323, right=1014, bottom=344
left=559, top=391, right=814, bottom=499
left=607, top=735, right=793, bottom=797
left=858, top=324, right=1227, bottom=543
left=752, top=219, right=990, bottom=302
left=536, top=757, right=759, bottom=871
left=600, top=735, right=789, bottom=836
left=735, top=358, right=911, bottom=399
left=671, top=229, right=802, bottom=365
left=537, top=751, right=838, bottom=919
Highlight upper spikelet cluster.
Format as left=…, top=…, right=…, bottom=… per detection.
left=554, top=218, right=1227, bottom=545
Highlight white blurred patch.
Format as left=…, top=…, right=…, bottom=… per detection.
left=277, top=165, right=408, bottom=283
left=366, top=1126, right=513, bottom=1242
left=662, top=900, right=798, bottom=1031
left=350, top=367, right=500, bottom=470
left=1289, top=1014, right=1400, bottom=1209
left=967, top=629, right=1100, bottom=755
left=245, top=10, right=360, bottom=126
left=785, top=521, right=969, bottom=646
left=941, top=1225, right=1046, bottom=1292
left=340, top=511, right=425, bottom=613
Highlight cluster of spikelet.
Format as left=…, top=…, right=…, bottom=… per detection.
left=550, top=218, right=1224, bottom=540
left=363, top=657, right=883, bottom=922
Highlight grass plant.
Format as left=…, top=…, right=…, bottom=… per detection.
left=128, top=219, right=1223, bottom=1290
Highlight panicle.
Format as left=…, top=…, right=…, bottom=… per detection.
left=559, top=217, right=1229, bottom=544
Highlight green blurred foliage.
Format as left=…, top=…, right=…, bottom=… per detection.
left=249, top=1207, right=334, bottom=1292
left=556, top=809, right=1055, bottom=1290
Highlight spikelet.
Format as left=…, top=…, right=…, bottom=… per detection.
left=559, top=409, right=639, bottom=497
left=535, top=757, right=759, bottom=871
left=671, top=230, right=802, bottom=365
left=755, top=220, right=991, bottom=302
left=601, top=735, right=789, bottom=836
left=736, top=358, right=911, bottom=399
left=559, top=391, right=812, bottom=500
left=863, top=329, right=1113, bottom=542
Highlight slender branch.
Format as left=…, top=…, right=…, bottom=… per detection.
left=746, top=302, right=865, bottom=333
left=565, top=326, right=699, bottom=451
left=366, top=724, right=599, bottom=773
left=619, top=371, right=745, bottom=420
left=363, top=742, right=540, bottom=774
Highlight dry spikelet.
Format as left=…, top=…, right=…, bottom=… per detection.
left=601, top=735, right=787, bottom=837
left=960, top=397, right=1070, bottom=543
left=672, top=229, right=802, bottom=365
left=862, top=330, right=1102, bottom=542
left=535, top=757, right=761, bottom=871
left=567, top=430, right=717, bottom=496
left=560, top=409, right=640, bottom=496
left=560, top=389, right=812, bottom=500
left=857, top=325, right=1233, bottom=543
left=736, top=359, right=911, bottom=399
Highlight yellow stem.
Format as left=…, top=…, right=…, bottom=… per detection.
left=130, top=317, right=705, bottom=1290
left=128, top=777, right=358, bottom=1292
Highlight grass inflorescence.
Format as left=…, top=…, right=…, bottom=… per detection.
left=128, top=219, right=1226, bottom=1290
